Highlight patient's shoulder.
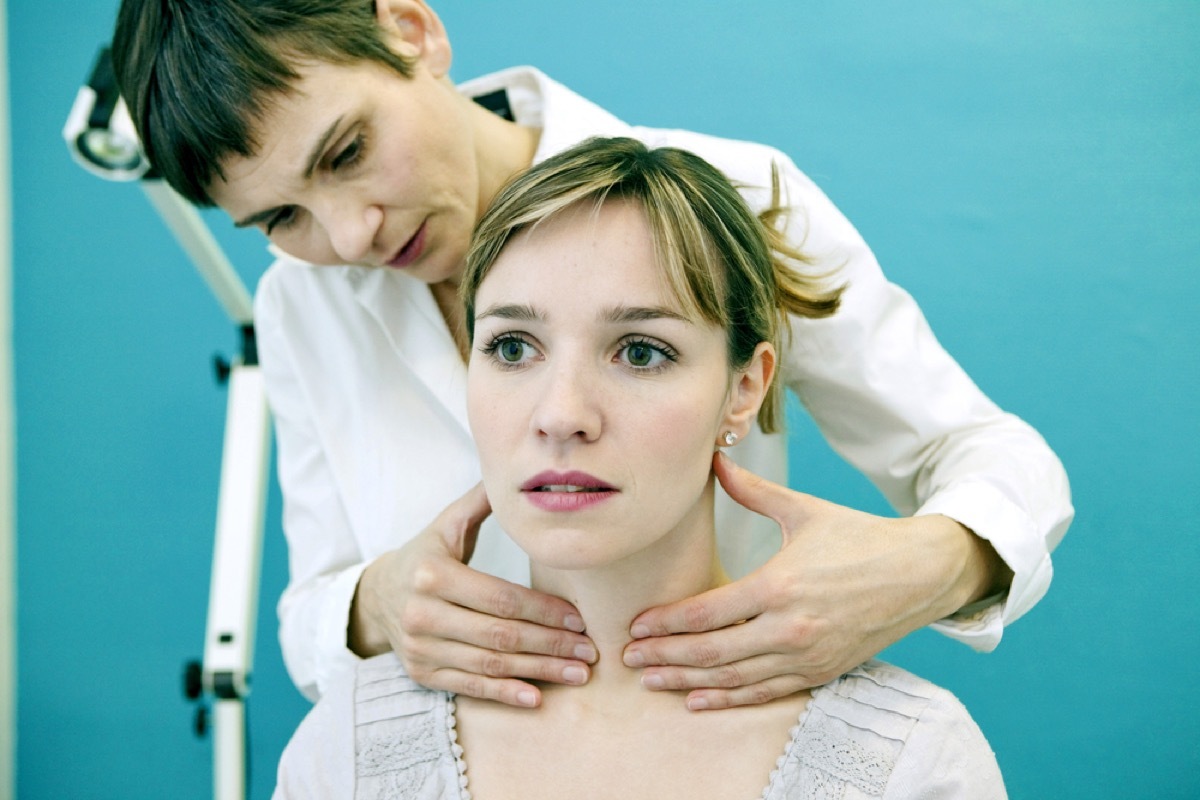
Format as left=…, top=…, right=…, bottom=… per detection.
left=354, top=652, right=444, bottom=712
left=819, top=659, right=948, bottom=724
left=765, top=660, right=1005, bottom=799
left=351, top=655, right=460, bottom=792
left=274, top=654, right=462, bottom=799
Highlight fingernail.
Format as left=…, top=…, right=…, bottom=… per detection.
left=562, top=666, right=588, bottom=685
left=517, top=690, right=538, bottom=707
left=624, top=650, right=645, bottom=667
left=641, top=673, right=665, bottom=690
left=630, top=623, right=650, bottom=639
left=687, top=696, right=709, bottom=711
left=574, top=644, right=598, bottom=662
left=564, top=614, right=586, bottom=632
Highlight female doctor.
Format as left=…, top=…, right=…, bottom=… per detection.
left=110, top=0, right=1073, bottom=707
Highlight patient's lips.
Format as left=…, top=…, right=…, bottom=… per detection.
left=521, top=470, right=617, bottom=512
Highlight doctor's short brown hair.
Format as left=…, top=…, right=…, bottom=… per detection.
left=110, top=0, right=415, bottom=206
left=462, top=137, right=844, bottom=434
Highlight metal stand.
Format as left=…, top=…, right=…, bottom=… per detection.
left=66, top=48, right=270, bottom=799
left=149, top=181, right=268, bottom=800
left=205, top=355, right=270, bottom=800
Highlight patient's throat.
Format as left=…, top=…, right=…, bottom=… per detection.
left=454, top=687, right=810, bottom=800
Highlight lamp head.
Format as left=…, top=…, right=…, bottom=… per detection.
left=63, top=47, right=150, bottom=181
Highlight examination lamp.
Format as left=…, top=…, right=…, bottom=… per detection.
left=64, top=47, right=269, bottom=800
left=62, top=48, right=254, bottom=327
left=62, top=46, right=149, bottom=181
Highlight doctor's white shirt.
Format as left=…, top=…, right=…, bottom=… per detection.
left=255, top=67, right=1074, bottom=701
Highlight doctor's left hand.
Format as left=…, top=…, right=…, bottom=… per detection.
left=621, top=452, right=1009, bottom=710
left=350, top=482, right=598, bottom=708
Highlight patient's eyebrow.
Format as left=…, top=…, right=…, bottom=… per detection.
left=474, top=303, right=543, bottom=323
left=601, top=305, right=690, bottom=324
left=474, top=303, right=691, bottom=325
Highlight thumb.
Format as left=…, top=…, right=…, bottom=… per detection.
left=713, top=451, right=812, bottom=532
left=441, top=482, right=493, bottom=563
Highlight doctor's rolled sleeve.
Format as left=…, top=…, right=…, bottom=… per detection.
left=769, top=148, right=1071, bottom=647
left=256, top=66, right=1073, bottom=700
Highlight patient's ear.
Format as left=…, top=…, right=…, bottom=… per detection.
left=374, top=0, right=452, bottom=78
left=718, top=342, right=776, bottom=445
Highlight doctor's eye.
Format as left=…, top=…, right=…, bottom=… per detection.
left=480, top=333, right=539, bottom=368
left=266, top=205, right=299, bottom=234
left=617, top=338, right=677, bottom=372
left=331, top=132, right=368, bottom=172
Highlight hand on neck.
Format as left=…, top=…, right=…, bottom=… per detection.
left=530, top=521, right=729, bottom=699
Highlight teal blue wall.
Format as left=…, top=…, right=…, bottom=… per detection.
left=14, top=2, right=1199, bottom=797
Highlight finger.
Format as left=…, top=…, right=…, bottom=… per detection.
left=683, top=673, right=816, bottom=711
left=422, top=668, right=544, bottom=709
left=437, top=482, right=493, bottom=561
left=428, top=602, right=597, bottom=662
left=629, top=576, right=766, bottom=639
left=636, top=653, right=790, bottom=692
left=625, top=620, right=779, bottom=669
left=713, top=451, right=812, bottom=530
left=624, top=616, right=777, bottom=670
left=430, top=640, right=592, bottom=687
left=419, top=558, right=586, bottom=632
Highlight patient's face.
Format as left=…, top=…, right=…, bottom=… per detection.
left=467, top=198, right=735, bottom=571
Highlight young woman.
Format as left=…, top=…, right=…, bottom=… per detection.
left=272, top=137, right=1006, bottom=798
left=112, top=0, right=1072, bottom=709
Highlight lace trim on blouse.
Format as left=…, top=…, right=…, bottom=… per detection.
left=352, top=659, right=938, bottom=800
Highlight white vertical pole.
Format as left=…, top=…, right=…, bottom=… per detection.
left=212, top=701, right=246, bottom=800
left=206, top=362, right=270, bottom=800
left=0, top=0, right=15, bottom=798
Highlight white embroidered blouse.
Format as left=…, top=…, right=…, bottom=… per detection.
left=273, top=656, right=1006, bottom=799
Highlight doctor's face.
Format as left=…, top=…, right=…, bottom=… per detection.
left=208, top=54, right=483, bottom=284
left=466, top=199, right=739, bottom=571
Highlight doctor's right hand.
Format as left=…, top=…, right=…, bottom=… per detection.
left=348, top=483, right=597, bottom=707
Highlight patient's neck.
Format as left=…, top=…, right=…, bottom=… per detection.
left=530, top=481, right=728, bottom=699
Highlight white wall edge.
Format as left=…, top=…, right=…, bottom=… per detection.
left=0, top=0, right=14, bottom=796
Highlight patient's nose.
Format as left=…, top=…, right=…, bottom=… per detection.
left=532, top=362, right=602, bottom=443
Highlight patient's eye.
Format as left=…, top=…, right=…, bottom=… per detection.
left=499, top=339, right=527, bottom=362
left=480, top=332, right=539, bottom=368
left=617, top=338, right=677, bottom=372
left=626, top=343, right=657, bottom=367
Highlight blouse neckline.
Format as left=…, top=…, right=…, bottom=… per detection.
left=443, top=683, right=826, bottom=800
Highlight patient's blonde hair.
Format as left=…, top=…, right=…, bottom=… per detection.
left=462, top=137, right=843, bottom=433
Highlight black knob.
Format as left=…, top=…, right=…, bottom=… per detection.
left=213, top=354, right=232, bottom=385
left=183, top=659, right=203, bottom=700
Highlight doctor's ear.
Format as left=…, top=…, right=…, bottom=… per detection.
left=374, top=0, right=452, bottom=78
left=717, top=342, right=776, bottom=447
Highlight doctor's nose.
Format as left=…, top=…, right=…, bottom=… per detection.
left=325, top=201, right=384, bottom=264
left=532, top=365, right=602, bottom=444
